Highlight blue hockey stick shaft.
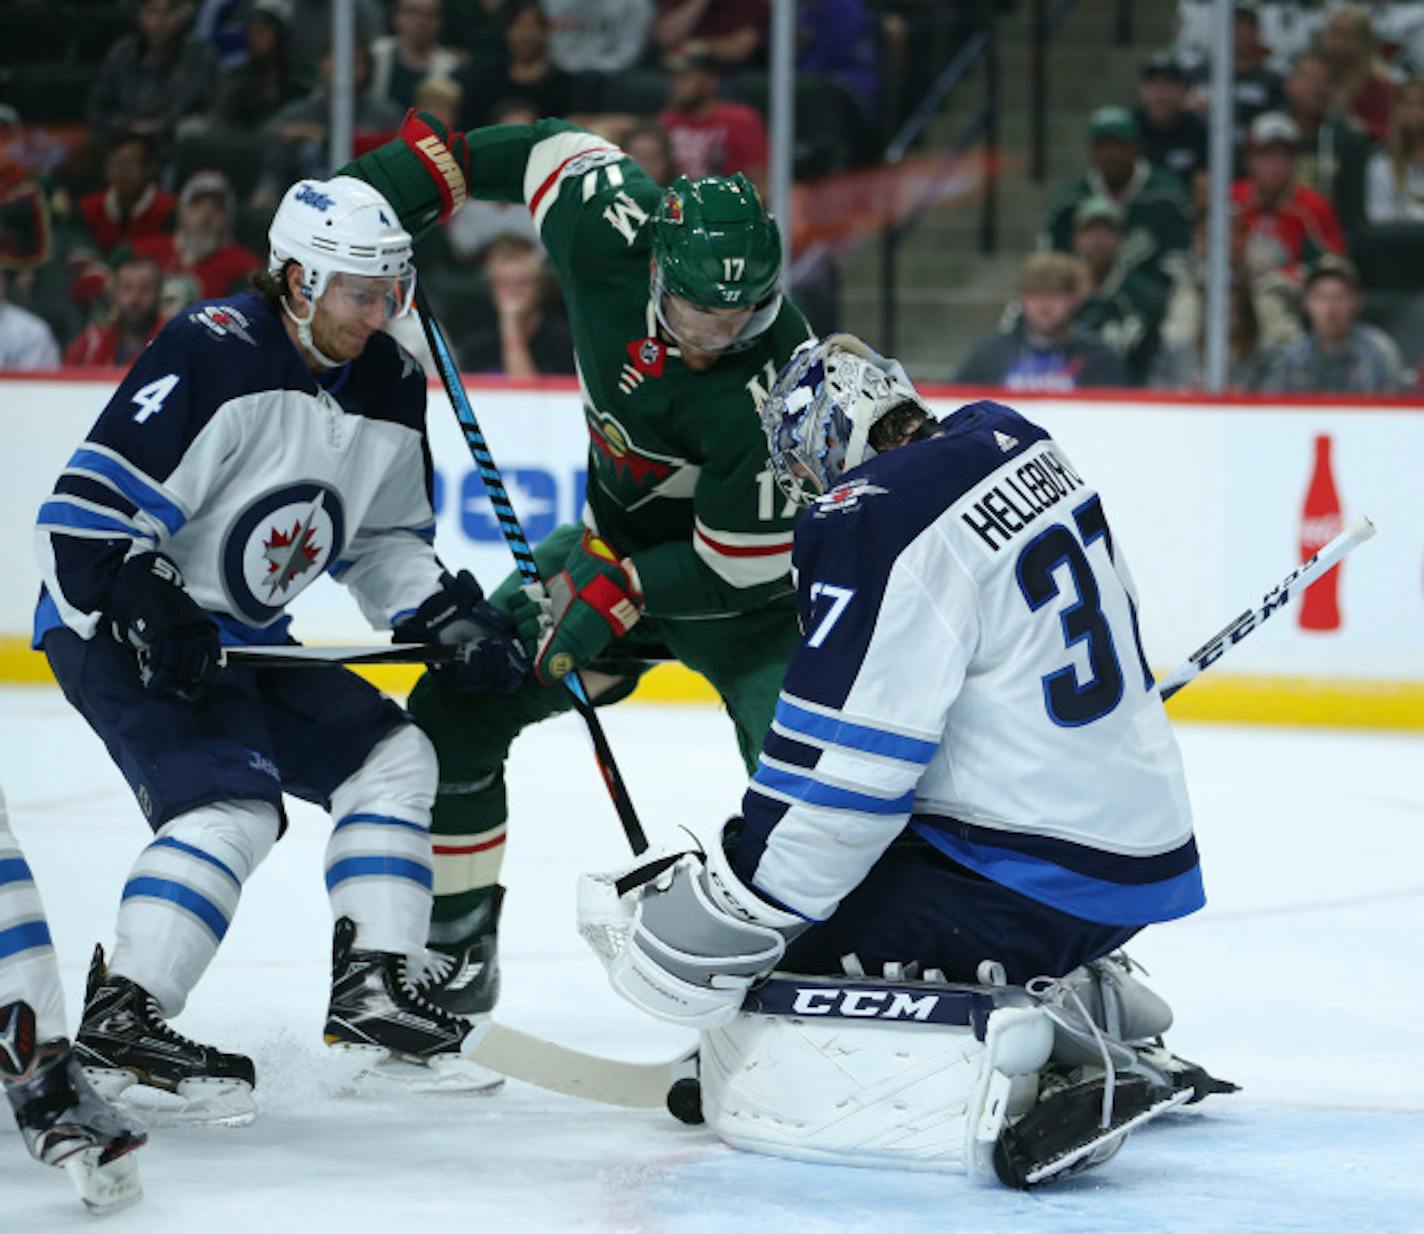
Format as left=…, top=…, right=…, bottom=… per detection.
left=415, top=286, right=650, bottom=855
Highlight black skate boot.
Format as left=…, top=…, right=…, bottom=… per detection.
left=74, top=945, right=256, bottom=1126
left=422, top=886, right=503, bottom=1019
left=323, top=916, right=502, bottom=1093
left=2, top=1000, right=146, bottom=1214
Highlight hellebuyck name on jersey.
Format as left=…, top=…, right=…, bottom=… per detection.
left=33, top=293, right=444, bottom=649
left=732, top=400, right=1203, bottom=931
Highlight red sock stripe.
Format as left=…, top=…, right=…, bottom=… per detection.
left=432, top=834, right=507, bottom=856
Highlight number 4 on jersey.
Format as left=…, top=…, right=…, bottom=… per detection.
left=131, top=374, right=180, bottom=424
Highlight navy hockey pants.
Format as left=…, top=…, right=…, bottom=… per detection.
left=781, top=831, right=1140, bottom=986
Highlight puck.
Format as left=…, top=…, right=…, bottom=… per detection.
left=666, top=1077, right=704, bottom=1125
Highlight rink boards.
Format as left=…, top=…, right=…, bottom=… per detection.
left=1, top=374, right=1420, bottom=729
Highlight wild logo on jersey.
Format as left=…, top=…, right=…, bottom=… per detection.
left=585, top=407, right=682, bottom=489
left=222, top=482, right=346, bottom=625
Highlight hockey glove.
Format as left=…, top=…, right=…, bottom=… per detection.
left=338, top=109, right=470, bottom=239
left=107, top=552, right=222, bottom=702
left=576, top=831, right=805, bottom=1030
left=507, top=531, right=643, bottom=686
left=394, top=570, right=529, bottom=695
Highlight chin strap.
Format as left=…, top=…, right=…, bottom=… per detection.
left=282, top=297, right=344, bottom=369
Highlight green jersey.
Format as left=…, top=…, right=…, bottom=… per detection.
left=463, top=121, right=814, bottom=619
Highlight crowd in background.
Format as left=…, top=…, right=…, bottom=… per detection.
left=0, top=0, right=1419, bottom=395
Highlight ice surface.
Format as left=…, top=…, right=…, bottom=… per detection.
left=1, top=688, right=1421, bottom=1233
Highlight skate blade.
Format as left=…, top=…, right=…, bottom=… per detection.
left=63, top=1145, right=143, bottom=1215
left=1023, top=1088, right=1192, bottom=1186
left=84, top=1066, right=257, bottom=1128
left=326, top=1041, right=505, bottom=1095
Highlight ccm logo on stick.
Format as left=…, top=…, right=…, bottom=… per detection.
left=791, top=988, right=940, bottom=1020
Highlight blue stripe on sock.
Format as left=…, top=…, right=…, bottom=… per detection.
left=0, top=919, right=53, bottom=961
left=122, top=876, right=230, bottom=941
left=324, top=856, right=433, bottom=891
left=150, top=836, right=241, bottom=886
left=333, top=813, right=428, bottom=835
left=0, top=857, right=34, bottom=886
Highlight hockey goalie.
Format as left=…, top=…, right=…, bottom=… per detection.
left=579, top=334, right=1235, bottom=1186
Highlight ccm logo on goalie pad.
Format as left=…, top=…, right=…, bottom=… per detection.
left=746, top=979, right=996, bottom=1037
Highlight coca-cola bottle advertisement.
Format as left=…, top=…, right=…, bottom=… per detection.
left=1298, top=433, right=1344, bottom=631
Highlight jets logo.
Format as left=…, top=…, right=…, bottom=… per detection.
left=814, top=479, right=889, bottom=516
left=222, top=483, right=345, bottom=625
left=295, top=184, right=335, bottom=211
left=190, top=304, right=257, bottom=346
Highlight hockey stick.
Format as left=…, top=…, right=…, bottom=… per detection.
left=414, top=286, right=650, bottom=856
left=1157, top=516, right=1376, bottom=701
left=466, top=1022, right=697, bottom=1109
left=221, top=644, right=467, bottom=668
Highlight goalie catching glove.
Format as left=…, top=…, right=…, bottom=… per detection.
left=393, top=569, right=529, bottom=694
left=508, top=530, right=644, bottom=685
left=577, top=827, right=805, bottom=1029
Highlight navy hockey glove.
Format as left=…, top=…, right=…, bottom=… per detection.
left=394, top=570, right=528, bottom=695
left=107, top=552, right=222, bottom=701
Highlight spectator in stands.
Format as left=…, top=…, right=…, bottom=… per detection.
left=194, top=0, right=249, bottom=71
left=1257, top=254, right=1404, bottom=393
left=1150, top=281, right=1271, bottom=392
left=1232, top=113, right=1347, bottom=286
left=86, top=0, right=219, bottom=153
left=1190, top=6, right=1285, bottom=153
left=63, top=255, right=165, bottom=368
left=658, top=48, right=768, bottom=190
left=458, top=238, right=574, bottom=376
left=0, top=272, right=60, bottom=369
left=370, top=0, right=466, bottom=112
left=1319, top=5, right=1397, bottom=145
left=284, top=0, right=385, bottom=91
left=78, top=134, right=175, bottom=257
left=655, top=0, right=769, bottom=72
left=956, top=253, right=1127, bottom=391
left=545, top=0, right=655, bottom=112
left=132, top=170, right=260, bottom=312
left=252, top=45, right=404, bottom=207
left=1135, top=53, right=1207, bottom=203
left=209, top=0, right=304, bottom=132
left=448, top=99, right=544, bottom=261
left=1040, top=107, right=1194, bottom=291
left=1071, top=196, right=1167, bottom=386
left=0, top=109, right=54, bottom=274
left=797, top=0, right=880, bottom=122
left=458, top=3, right=574, bottom=130
left=1284, top=49, right=1370, bottom=239
left=623, top=119, right=676, bottom=187
left=414, top=76, right=465, bottom=135
left=1366, top=75, right=1424, bottom=223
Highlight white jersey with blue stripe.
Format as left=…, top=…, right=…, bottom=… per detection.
left=33, top=293, right=444, bottom=647
left=734, top=400, right=1202, bottom=929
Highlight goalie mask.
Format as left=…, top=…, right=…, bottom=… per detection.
left=650, top=174, right=782, bottom=355
left=760, top=334, right=932, bottom=505
left=268, top=175, right=416, bottom=366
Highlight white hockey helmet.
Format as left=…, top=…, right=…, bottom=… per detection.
left=267, top=175, right=415, bottom=318
left=760, top=333, right=931, bottom=505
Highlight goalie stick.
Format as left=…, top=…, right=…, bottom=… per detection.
left=467, top=517, right=1381, bottom=1111
left=222, top=644, right=467, bottom=668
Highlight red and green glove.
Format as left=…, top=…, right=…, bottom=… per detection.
left=338, top=109, right=470, bottom=239
left=509, top=531, right=644, bottom=685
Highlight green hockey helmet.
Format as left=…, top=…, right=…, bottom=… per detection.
left=650, top=173, right=782, bottom=354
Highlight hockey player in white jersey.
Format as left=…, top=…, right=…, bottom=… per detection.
left=580, top=334, right=1234, bottom=1184
left=32, top=176, right=528, bottom=1123
left=1, top=785, right=146, bottom=1213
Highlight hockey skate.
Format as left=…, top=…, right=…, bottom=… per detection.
left=2, top=1001, right=147, bottom=1214
left=323, top=916, right=503, bottom=1094
left=421, top=887, right=502, bottom=1019
left=74, top=945, right=257, bottom=1127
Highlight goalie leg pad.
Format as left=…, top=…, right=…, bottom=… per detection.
left=699, top=980, right=1053, bottom=1174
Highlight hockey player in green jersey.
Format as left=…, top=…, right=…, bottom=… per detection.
left=344, top=112, right=812, bottom=1014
